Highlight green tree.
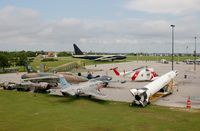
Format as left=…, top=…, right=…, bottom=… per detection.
left=57, top=51, right=71, bottom=57
left=16, top=51, right=28, bottom=66
left=0, top=54, right=10, bottom=72
left=26, top=51, right=36, bottom=57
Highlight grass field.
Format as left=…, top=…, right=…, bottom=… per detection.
left=0, top=90, right=200, bottom=131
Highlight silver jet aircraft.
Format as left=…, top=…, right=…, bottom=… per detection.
left=59, top=76, right=106, bottom=98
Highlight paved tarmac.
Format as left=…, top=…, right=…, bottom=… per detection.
left=0, top=61, right=200, bottom=108
left=86, top=61, right=200, bottom=108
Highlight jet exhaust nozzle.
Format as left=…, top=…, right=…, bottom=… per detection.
left=130, top=88, right=149, bottom=107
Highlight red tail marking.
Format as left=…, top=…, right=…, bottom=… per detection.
left=131, top=71, right=140, bottom=81
left=151, top=71, right=158, bottom=77
left=112, top=67, right=120, bottom=76
left=150, top=75, right=154, bottom=80
left=147, top=68, right=158, bottom=77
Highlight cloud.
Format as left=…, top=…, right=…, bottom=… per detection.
left=125, top=0, right=200, bottom=15
left=0, top=6, right=199, bottom=53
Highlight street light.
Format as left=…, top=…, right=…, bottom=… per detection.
left=186, top=45, right=188, bottom=55
left=194, top=37, right=197, bottom=71
left=170, top=25, right=175, bottom=70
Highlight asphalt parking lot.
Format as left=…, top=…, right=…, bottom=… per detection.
left=87, top=61, right=200, bottom=108
left=0, top=61, right=200, bottom=108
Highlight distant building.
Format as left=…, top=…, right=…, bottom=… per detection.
left=37, top=51, right=57, bottom=58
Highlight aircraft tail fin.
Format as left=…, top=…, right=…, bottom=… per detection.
left=73, top=43, right=84, bottom=55
left=24, top=61, right=36, bottom=73
left=59, top=75, right=71, bottom=89
left=110, top=67, right=120, bottom=76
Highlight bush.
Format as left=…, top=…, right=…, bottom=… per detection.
left=57, top=51, right=71, bottom=57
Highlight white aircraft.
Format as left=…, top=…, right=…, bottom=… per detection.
left=110, top=66, right=158, bottom=81
left=130, top=70, right=177, bottom=107
left=59, top=76, right=106, bottom=98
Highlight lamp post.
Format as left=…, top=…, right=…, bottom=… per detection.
left=170, top=25, right=175, bottom=70
left=186, top=45, right=188, bottom=55
left=194, top=37, right=197, bottom=71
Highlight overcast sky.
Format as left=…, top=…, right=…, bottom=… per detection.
left=0, top=0, right=200, bottom=53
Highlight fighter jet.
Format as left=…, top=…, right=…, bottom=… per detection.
left=72, top=43, right=126, bottom=61
left=59, top=76, right=106, bottom=98
left=22, top=61, right=111, bottom=84
left=22, top=62, right=89, bottom=84
left=3, top=80, right=54, bottom=93
left=110, top=66, right=158, bottom=81
left=22, top=72, right=89, bottom=84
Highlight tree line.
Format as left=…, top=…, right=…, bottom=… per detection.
left=0, top=51, right=36, bottom=72
left=0, top=51, right=72, bottom=72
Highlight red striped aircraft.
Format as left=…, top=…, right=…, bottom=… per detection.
left=111, top=66, right=158, bottom=81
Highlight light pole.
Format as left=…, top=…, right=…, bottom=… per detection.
left=170, top=25, right=175, bottom=70
left=194, top=37, right=197, bottom=71
left=186, top=45, right=188, bottom=55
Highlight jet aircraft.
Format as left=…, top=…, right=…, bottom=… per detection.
left=22, top=62, right=112, bottom=86
left=59, top=75, right=106, bottom=98
left=3, top=80, right=55, bottom=93
left=72, top=44, right=126, bottom=61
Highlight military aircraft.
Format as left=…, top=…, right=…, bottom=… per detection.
left=59, top=75, right=106, bottom=98
left=22, top=61, right=111, bottom=85
left=3, top=80, right=54, bottom=93
left=22, top=72, right=89, bottom=84
left=22, top=61, right=89, bottom=84
left=1, top=81, right=16, bottom=90
left=72, top=44, right=126, bottom=61
left=110, top=66, right=158, bottom=81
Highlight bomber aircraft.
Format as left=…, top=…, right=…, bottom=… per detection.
left=72, top=43, right=126, bottom=61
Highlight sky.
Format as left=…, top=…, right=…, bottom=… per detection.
left=0, top=0, right=200, bottom=53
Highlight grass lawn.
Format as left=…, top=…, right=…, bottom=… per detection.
left=0, top=90, right=200, bottom=131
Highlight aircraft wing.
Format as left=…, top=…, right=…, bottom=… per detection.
left=94, top=55, right=115, bottom=61
left=61, top=87, right=77, bottom=96
left=86, top=88, right=107, bottom=98
left=22, top=76, right=59, bottom=83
